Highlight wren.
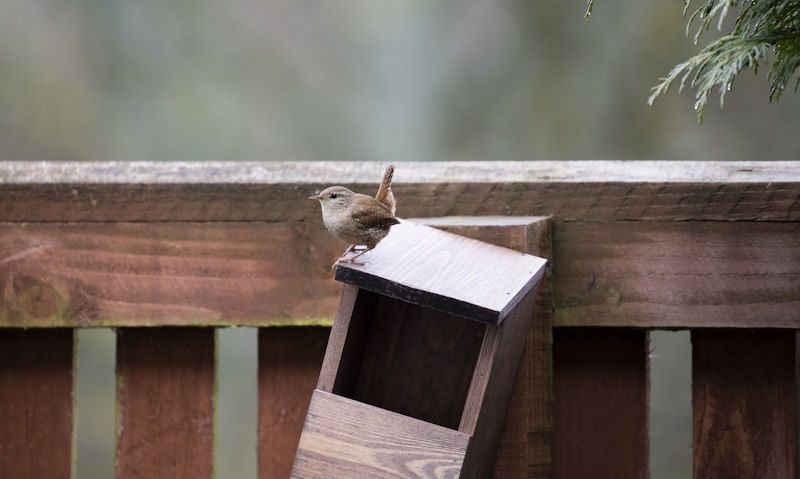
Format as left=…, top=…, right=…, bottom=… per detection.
left=309, top=165, right=399, bottom=266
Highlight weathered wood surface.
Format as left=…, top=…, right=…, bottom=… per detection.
left=4, top=161, right=797, bottom=184
left=334, top=219, right=547, bottom=325
left=4, top=218, right=796, bottom=329
left=2, top=161, right=799, bottom=328
left=0, top=329, right=75, bottom=479
left=2, top=219, right=797, bottom=329
left=554, top=221, right=800, bottom=328
left=552, top=329, right=649, bottom=479
left=692, top=329, right=799, bottom=478
left=291, top=390, right=470, bottom=479
left=2, top=162, right=799, bottom=222
left=5, top=181, right=799, bottom=222
left=115, top=328, right=215, bottom=479
left=0, top=222, right=342, bottom=327
left=257, top=327, right=329, bottom=479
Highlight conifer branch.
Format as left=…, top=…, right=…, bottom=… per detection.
left=644, top=0, right=800, bottom=121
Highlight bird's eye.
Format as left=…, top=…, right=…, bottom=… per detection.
left=330, top=193, right=338, bottom=199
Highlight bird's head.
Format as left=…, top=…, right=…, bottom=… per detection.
left=309, top=186, right=355, bottom=211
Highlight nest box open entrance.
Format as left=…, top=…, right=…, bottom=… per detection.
left=330, top=290, right=485, bottom=430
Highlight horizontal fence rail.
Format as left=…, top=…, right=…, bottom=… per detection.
left=1, top=161, right=799, bottom=478
left=2, top=161, right=799, bottom=329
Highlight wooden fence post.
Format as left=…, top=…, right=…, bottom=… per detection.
left=552, top=328, right=650, bottom=478
left=693, top=329, right=799, bottom=477
left=257, top=326, right=329, bottom=479
left=115, top=328, right=215, bottom=479
left=0, top=329, right=75, bottom=479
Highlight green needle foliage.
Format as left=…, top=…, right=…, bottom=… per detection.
left=589, top=0, right=800, bottom=122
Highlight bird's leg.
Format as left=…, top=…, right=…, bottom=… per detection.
left=331, top=245, right=356, bottom=270
left=342, top=246, right=373, bottom=263
left=333, top=246, right=373, bottom=269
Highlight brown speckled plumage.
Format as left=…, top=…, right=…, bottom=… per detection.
left=309, top=165, right=399, bottom=266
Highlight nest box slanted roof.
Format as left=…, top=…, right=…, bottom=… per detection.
left=334, top=219, right=547, bottom=325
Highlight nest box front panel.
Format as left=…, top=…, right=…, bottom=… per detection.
left=292, top=390, right=470, bottom=479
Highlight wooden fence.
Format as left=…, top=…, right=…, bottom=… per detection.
left=1, top=161, right=799, bottom=478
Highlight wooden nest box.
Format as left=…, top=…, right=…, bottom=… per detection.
left=291, top=219, right=547, bottom=479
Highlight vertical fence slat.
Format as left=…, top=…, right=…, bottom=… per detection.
left=0, top=329, right=75, bottom=479
left=115, top=328, right=215, bottom=479
left=692, top=329, right=798, bottom=478
left=552, top=328, right=649, bottom=479
left=488, top=219, right=552, bottom=479
left=492, top=303, right=552, bottom=479
left=257, top=326, right=329, bottom=479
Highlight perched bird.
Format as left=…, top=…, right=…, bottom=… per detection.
left=309, top=165, right=400, bottom=266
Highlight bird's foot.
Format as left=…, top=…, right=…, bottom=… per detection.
left=348, top=247, right=373, bottom=262
left=331, top=245, right=357, bottom=270
left=331, top=245, right=373, bottom=270
left=331, top=256, right=367, bottom=270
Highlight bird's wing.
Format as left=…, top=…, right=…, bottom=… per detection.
left=351, top=203, right=400, bottom=230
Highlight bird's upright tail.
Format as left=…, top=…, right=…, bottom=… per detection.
left=375, top=164, right=396, bottom=216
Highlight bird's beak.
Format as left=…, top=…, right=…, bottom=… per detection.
left=308, top=194, right=322, bottom=200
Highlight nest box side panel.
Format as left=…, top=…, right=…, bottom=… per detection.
left=459, top=287, right=540, bottom=479
left=291, top=390, right=470, bottom=479
left=316, top=284, right=378, bottom=394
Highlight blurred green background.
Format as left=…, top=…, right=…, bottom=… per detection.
left=0, top=0, right=797, bottom=165
left=6, top=0, right=794, bottom=478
